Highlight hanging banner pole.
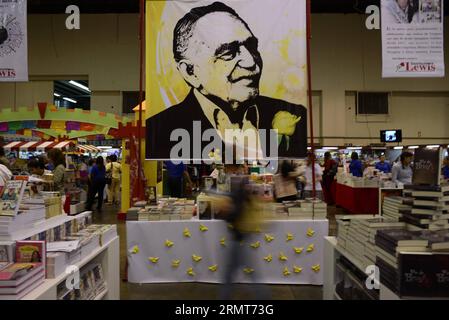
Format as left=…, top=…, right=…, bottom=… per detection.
left=306, top=0, right=316, bottom=199
left=137, top=0, right=145, bottom=200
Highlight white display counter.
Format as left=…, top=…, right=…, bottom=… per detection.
left=127, top=219, right=328, bottom=285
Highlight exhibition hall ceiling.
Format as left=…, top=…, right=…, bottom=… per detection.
left=28, top=0, right=448, bottom=15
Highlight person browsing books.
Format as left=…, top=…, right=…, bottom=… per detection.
left=106, top=154, right=121, bottom=205
left=48, top=149, right=66, bottom=194
left=349, top=152, right=363, bottom=177
left=86, top=156, right=107, bottom=213
left=391, top=151, right=413, bottom=186
left=375, top=154, right=392, bottom=173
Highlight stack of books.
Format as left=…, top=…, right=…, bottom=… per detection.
left=287, top=199, right=327, bottom=220
left=336, top=217, right=351, bottom=250
left=353, top=218, right=406, bottom=267
left=382, top=196, right=413, bottom=221
left=336, top=215, right=377, bottom=252
left=401, top=185, right=449, bottom=231
left=375, top=228, right=429, bottom=292
left=0, top=240, right=46, bottom=300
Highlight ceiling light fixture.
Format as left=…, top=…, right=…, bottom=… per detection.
left=69, top=80, right=91, bottom=92
left=63, top=97, right=77, bottom=104
left=53, top=93, right=61, bottom=97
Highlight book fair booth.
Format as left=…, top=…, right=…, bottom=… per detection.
left=0, top=0, right=448, bottom=303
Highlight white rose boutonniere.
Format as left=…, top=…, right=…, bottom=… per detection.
left=272, top=111, right=301, bottom=151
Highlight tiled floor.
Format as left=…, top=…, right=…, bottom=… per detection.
left=92, top=204, right=341, bottom=300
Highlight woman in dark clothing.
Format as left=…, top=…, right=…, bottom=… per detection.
left=86, top=156, right=106, bottom=212
left=322, top=152, right=337, bottom=204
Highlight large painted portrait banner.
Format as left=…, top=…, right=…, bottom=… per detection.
left=145, top=0, right=308, bottom=163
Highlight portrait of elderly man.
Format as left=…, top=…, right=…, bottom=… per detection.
left=146, top=1, right=307, bottom=161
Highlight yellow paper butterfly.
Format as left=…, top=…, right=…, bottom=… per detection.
left=283, top=267, right=291, bottom=276
left=250, top=241, right=261, bottom=249
left=187, top=267, right=195, bottom=276
left=192, top=254, right=202, bottom=262
left=183, top=228, right=191, bottom=238
left=243, top=267, right=255, bottom=274
left=199, top=224, right=208, bottom=232
left=311, top=264, right=321, bottom=272
left=227, top=224, right=234, bottom=229
left=265, top=234, right=275, bottom=242
left=293, top=265, right=303, bottom=274
left=220, top=237, right=226, bottom=246
left=208, top=265, right=218, bottom=272
left=172, top=259, right=181, bottom=268
left=130, top=245, right=139, bottom=254
left=263, top=254, right=273, bottom=262
left=307, top=244, right=314, bottom=252
left=148, top=257, right=159, bottom=264
left=306, top=228, right=315, bottom=237
left=279, top=252, right=288, bottom=261
left=165, top=240, right=174, bottom=248
left=293, top=247, right=304, bottom=254
left=286, top=233, right=294, bottom=242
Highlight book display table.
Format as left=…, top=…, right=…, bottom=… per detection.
left=335, top=183, right=378, bottom=215
left=127, top=219, right=328, bottom=285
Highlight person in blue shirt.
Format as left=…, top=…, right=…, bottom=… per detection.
left=86, top=156, right=106, bottom=212
left=349, top=152, right=363, bottom=177
left=375, top=154, right=391, bottom=173
left=164, top=161, right=192, bottom=197
left=443, top=156, right=449, bottom=180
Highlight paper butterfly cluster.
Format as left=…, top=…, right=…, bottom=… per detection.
left=243, top=267, right=255, bottom=274
left=264, top=254, right=273, bottom=262
left=250, top=241, right=261, bottom=249
left=187, top=267, right=195, bottom=276
left=183, top=228, right=191, bottom=238
left=208, top=265, right=218, bottom=272
left=130, top=245, right=139, bottom=254
left=148, top=257, right=159, bottom=264
left=279, top=252, right=288, bottom=261
left=293, top=247, right=303, bottom=254
left=306, top=228, right=315, bottom=237
left=293, top=265, right=303, bottom=273
left=311, top=264, right=320, bottom=272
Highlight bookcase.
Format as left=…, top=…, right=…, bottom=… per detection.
left=323, top=236, right=449, bottom=300
left=22, top=235, right=119, bottom=300
left=2, top=212, right=120, bottom=300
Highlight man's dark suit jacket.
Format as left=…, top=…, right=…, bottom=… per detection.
left=146, top=90, right=307, bottom=161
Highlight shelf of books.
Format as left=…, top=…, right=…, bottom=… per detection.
left=22, top=236, right=119, bottom=300
left=1, top=180, right=120, bottom=300
left=324, top=184, right=449, bottom=300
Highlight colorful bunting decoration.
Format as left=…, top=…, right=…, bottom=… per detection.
left=8, top=121, right=22, bottom=131
left=37, top=120, right=51, bottom=129
left=66, top=121, right=81, bottom=131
